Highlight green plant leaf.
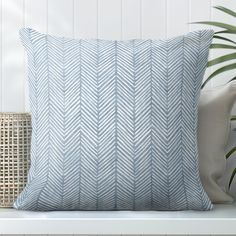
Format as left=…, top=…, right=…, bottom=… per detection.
left=229, top=76, right=236, bottom=82
left=226, top=146, right=236, bottom=159
left=213, top=35, right=236, bottom=45
left=194, top=21, right=236, bottom=32
left=210, top=44, right=236, bottom=49
left=215, top=30, right=236, bottom=34
left=207, top=53, right=236, bottom=67
left=229, top=167, right=236, bottom=189
left=214, top=6, right=236, bottom=18
left=202, top=63, right=236, bottom=88
left=231, top=115, right=236, bottom=121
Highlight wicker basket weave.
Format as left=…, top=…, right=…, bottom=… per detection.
left=0, top=113, right=31, bottom=207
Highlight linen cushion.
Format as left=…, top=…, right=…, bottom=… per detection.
left=198, top=82, right=235, bottom=203
left=14, top=28, right=213, bottom=211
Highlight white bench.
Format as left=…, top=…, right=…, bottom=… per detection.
left=0, top=203, right=236, bottom=235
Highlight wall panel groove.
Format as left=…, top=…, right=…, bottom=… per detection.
left=122, top=0, right=141, bottom=39
left=142, top=0, right=166, bottom=39
left=74, top=0, right=98, bottom=38
left=2, top=0, right=25, bottom=112
left=98, top=0, right=122, bottom=39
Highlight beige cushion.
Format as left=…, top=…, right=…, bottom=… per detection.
left=198, top=81, right=235, bottom=203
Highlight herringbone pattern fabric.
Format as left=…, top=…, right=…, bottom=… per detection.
left=14, top=28, right=213, bottom=211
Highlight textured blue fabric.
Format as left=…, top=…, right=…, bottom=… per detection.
left=14, top=28, right=213, bottom=211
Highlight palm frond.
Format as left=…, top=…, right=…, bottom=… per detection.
left=213, top=35, right=236, bottom=45
left=214, top=6, right=236, bottom=18
left=202, top=63, right=236, bottom=88
left=231, top=115, right=236, bottom=121
left=226, top=146, right=236, bottom=159
left=194, top=21, right=236, bottom=32
left=208, top=53, right=236, bottom=67
left=229, top=167, right=236, bottom=189
left=215, top=30, right=236, bottom=34
left=229, top=76, right=236, bottom=83
left=210, top=44, right=236, bottom=49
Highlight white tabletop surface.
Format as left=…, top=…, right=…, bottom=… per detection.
left=0, top=203, right=235, bottom=235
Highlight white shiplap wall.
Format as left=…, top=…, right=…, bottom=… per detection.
left=1, top=0, right=236, bottom=190
left=0, top=1, right=236, bottom=182
left=1, top=1, right=236, bottom=236
left=1, top=0, right=236, bottom=110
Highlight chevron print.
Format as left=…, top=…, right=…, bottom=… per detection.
left=116, top=40, right=136, bottom=209
left=15, top=28, right=213, bottom=211
left=96, top=40, right=117, bottom=210
left=132, top=40, right=153, bottom=210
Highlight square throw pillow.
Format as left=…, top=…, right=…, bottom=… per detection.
left=14, top=28, right=214, bottom=211
left=198, top=82, right=235, bottom=203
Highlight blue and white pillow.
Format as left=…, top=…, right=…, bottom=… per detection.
left=14, top=28, right=214, bottom=211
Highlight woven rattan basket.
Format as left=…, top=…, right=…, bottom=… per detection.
left=0, top=113, right=31, bottom=207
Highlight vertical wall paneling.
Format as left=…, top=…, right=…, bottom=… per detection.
left=166, top=0, right=189, bottom=38
left=98, top=0, right=122, bottom=39
left=74, top=0, right=98, bottom=38
left=122, top=0, right=141, bottom=39
left=189, top=0, right=212, bottom=85
left=25, top=0, right=47, bottom=33
left=24, top=0, right=47, bottom=111
left=189, top=0, right=211, bottom=31
left=48, top=0, right=74, bottom=37
left=2, top=0, right=25, bottom=112
left=141, top=0, right=166, bottom=39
